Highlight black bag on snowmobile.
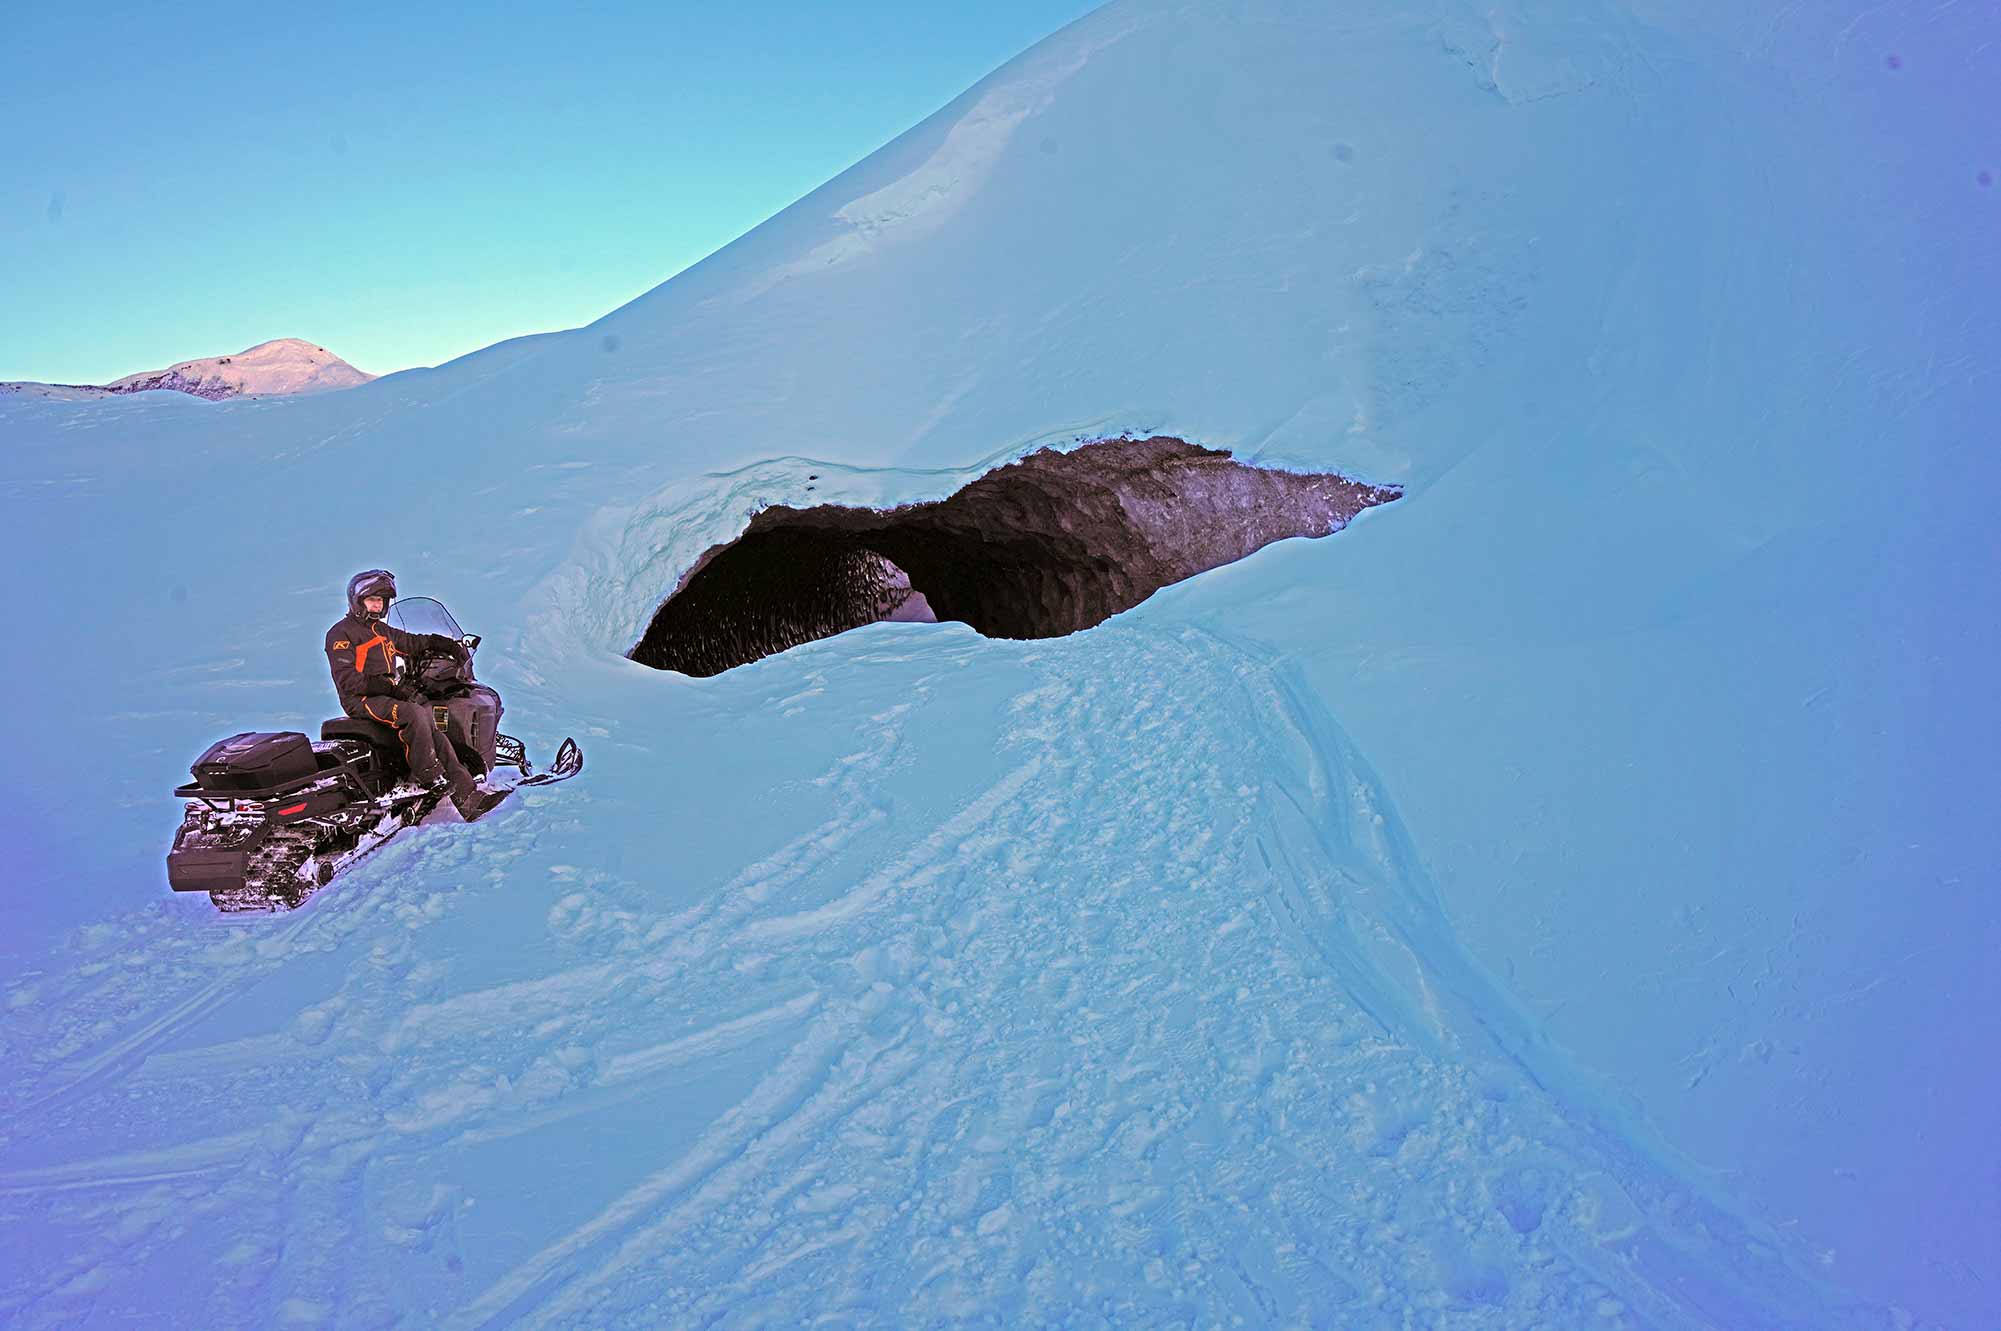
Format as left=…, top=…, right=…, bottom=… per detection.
left=190, top=731, right=318, bottom=793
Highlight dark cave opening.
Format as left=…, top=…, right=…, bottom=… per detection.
left=630, top=436, right=1401, bottom=677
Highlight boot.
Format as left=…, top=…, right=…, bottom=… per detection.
left=453, top=779, right=510, bottom=822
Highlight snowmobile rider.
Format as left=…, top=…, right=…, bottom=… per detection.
left=326, top=569, right=482, bottom=813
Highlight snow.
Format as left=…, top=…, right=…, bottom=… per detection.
left=2, top=0, right=1995, bottom=1327
left=0, top=383, right=122, bottom=403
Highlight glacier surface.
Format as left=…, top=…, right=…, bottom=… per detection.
left=2, top=0, right=1993, bottom=1326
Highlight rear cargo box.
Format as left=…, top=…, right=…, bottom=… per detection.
left=166, top=818, right=269, bottom=892
left=191, top=731, right=317, bottom=793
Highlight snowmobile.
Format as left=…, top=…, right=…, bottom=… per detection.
left=166, top=597, right=581, bottom=913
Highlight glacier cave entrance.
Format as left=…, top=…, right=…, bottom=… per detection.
left=629, top=436, right=1400, bottom=678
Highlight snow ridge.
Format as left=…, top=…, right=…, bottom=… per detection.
left=755, top=17, right=1140, bottom=295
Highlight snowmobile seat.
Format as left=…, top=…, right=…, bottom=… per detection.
left=321, top=716, right=401, bottom=751
left=320, top=715, right=480, bottom=780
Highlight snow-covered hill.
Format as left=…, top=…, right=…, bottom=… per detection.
left=1, top=337, right=373, bottom=401
left=1, top=1, right=1993, bottom=1327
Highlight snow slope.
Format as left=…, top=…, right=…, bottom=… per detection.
left=1, top=338, right=374, bottom=401
left=2, top=0, right=1994, bottom=1326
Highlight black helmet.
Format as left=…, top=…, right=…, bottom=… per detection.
left=346, top=569, right=397, bottom=619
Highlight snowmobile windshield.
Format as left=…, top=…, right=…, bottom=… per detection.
left=384, top=597, right=465, bottom=640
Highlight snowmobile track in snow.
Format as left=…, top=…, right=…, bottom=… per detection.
left=3, top=626, right=1865, bottom=1329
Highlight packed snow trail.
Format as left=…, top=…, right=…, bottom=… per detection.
left=2, top=622, right=1863, bottom=1328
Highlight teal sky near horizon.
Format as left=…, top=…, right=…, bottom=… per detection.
left=1, top=1, right=1101, bottom=385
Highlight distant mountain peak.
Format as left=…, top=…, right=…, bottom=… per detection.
left=104, top=339, right=375, bottom=399
left=2, top=339, right=375, bottom=402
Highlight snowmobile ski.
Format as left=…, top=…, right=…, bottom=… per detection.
left=514, top=736, right=583, bottom=787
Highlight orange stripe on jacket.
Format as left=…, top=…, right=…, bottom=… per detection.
left=355, top=634, right=394, bottom=674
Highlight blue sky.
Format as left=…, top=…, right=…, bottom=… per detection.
left=1, top=1, right=1101, bottom=384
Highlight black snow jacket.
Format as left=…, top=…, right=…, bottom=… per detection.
left=325, top=613, right=458, bottom=713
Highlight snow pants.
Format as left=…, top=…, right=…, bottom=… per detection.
left=440, top=685, right=503, bottom=777
left=353, top=694, right=473, bottom=792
